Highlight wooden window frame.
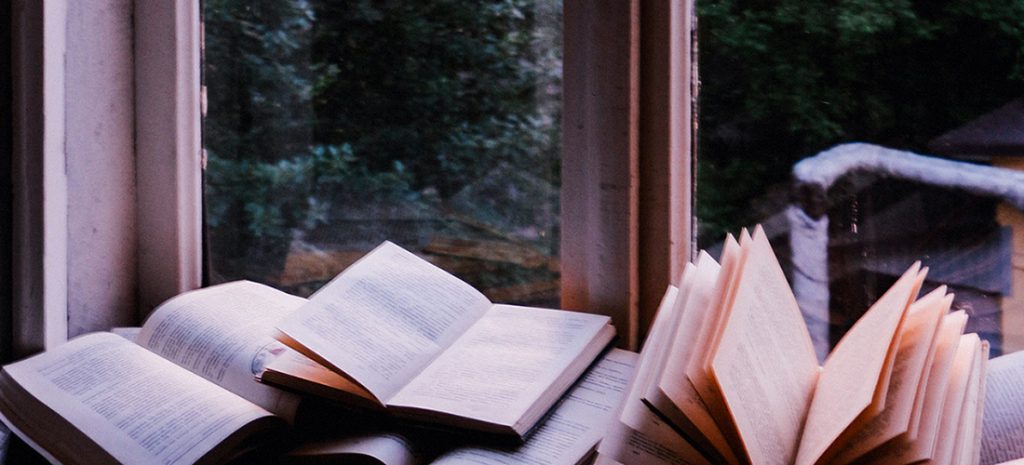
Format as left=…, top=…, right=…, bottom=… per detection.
left=562, top=0, right=694, bottom=349
left=10, top=0, right=691, bottom=354
left=10, top=0, right=201, bottom=357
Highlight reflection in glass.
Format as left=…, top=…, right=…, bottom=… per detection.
left=202, top=1, right=562, bottom=306
left=696, top=1, right=1024, bottom=357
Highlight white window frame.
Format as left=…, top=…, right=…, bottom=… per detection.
left=10, top=0, right=201, bottom=356
left=10, top=0, right=691, bottom=354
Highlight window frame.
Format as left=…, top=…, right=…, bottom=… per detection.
left=10, top=0, right=692, bottom=354
left=10, top=0, right=201, bottom=356
left=562, top=0, right=694, bottom=348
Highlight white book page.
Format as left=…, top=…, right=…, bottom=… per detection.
left=137, top=281, right=305, bottom=421
left=4, top=333, right=274, bottom=465
left=980, top=348, right=1024, bottom=465
left=388, top=305, right=612, bottom=427
left=277, top=241, right=492, bottom=401
left=430, top=349, right=637, bottom=465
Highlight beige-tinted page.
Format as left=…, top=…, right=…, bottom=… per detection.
left=431, top=349, right=637, bottom=465
left=289, top=433, right=420, bottom=465
left=685, top=235, right=739, bottom=394
left=639, top=284, right=732, bottom=462
left=794, top=263, right=923, bottom=465
left=4, top=333, right=274, bottom=465
left=703, top=229, right=752, bottom=376
left=867, top=311, right=967, bottom=465
left=599, top=378, right=712, bottom=465
left=979, top=349, right=1024, bottom=465
left=971, top=344, right=989, bottom=465
left=641, top=280, right=691, bottom=403
left=277, top=241, right=493, bottom=401
left=931, top=334, right=980, bottom=465
left=826, top=287, right=948, bottom=465
left=954, top=341, right=987, bottom=465
left=655, top=253, right=737, bottom=465
left=685, top=234, right=747, bottom=458
left=710, top=226, right=819, bottom=465
left=906, top=295, right=956, bottom=440
left=388, top=305, right=612, bottom=426
left=599, top=290, right=711, bottom=465
left=626, top=285, right=678, bottom=431
left=137, top=280, right=305, bottom=421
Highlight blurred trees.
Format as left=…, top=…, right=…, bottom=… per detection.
left=697, top=0, right=1024, bottom=243
left=203, top=0, right=561, bottom=278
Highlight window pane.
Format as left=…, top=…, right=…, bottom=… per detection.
left=202, top=1, right=562, bottom=306
left=696, top=1, right=1023, bottom=358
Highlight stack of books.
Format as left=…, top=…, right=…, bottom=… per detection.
left=0, top=229, right=1004, bottom=464
left=0, top=242, right=620, bottom=465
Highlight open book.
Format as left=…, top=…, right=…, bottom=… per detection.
left=608, top=225, right=989, bottom=465
left=980, top=350, right=1024, bottom=465
left=0, top=280, right=311, bottom=465
left=268, top=241, right=616, bottom=440
left=286, top=348, right=637, bottom=465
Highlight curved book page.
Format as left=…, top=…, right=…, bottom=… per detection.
left=137, top=280, right=305, bottom=421
left=1, top=333, right=278, bottom=465
left=276, top=241, right=493, bottom=402
left=710, top=226, right=819, bottom=465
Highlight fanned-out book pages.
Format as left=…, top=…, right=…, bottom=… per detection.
left=637, top=269, right=731, bottom=463
left=710, top=225, right=820, bottom=465
left=980, top=349, right=1024, bottom=465
left=794, top=263, right=925, bottom=465
left=599, top=286, right=711, bottom=465
left=931, top=334, right=982, bottom=465
left=825, top=287, right=950, bottom=465
left=955, top=341, right=988, bottom=465
left=685, top=232, right=747, bottom=460
left=648, top=252, right=739, bottom=465
left=858, top=311, right=968, bottom=465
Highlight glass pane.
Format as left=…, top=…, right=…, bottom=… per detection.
left=202, top=1, right=562, bottom=306
left=696, top=1, right=1023, bottom=358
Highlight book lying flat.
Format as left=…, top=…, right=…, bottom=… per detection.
left=269, top=241, right=616, bottom=440
left=609, top=225, right=989, bottom=465
left=286, top=348, right=638, bottom=465
left=0, top=280, right=310, bottom=465
left=980, top=350, right=1024, bottom=465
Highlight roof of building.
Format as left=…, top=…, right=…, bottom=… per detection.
left=928, top=98, right=1024, bottom=159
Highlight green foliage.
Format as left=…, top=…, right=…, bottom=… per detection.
left=205, top=143, right=413, bottom=241
left=203, top=0, right=561, bottom=248
left=697, top=0, right=1024, bottom=244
